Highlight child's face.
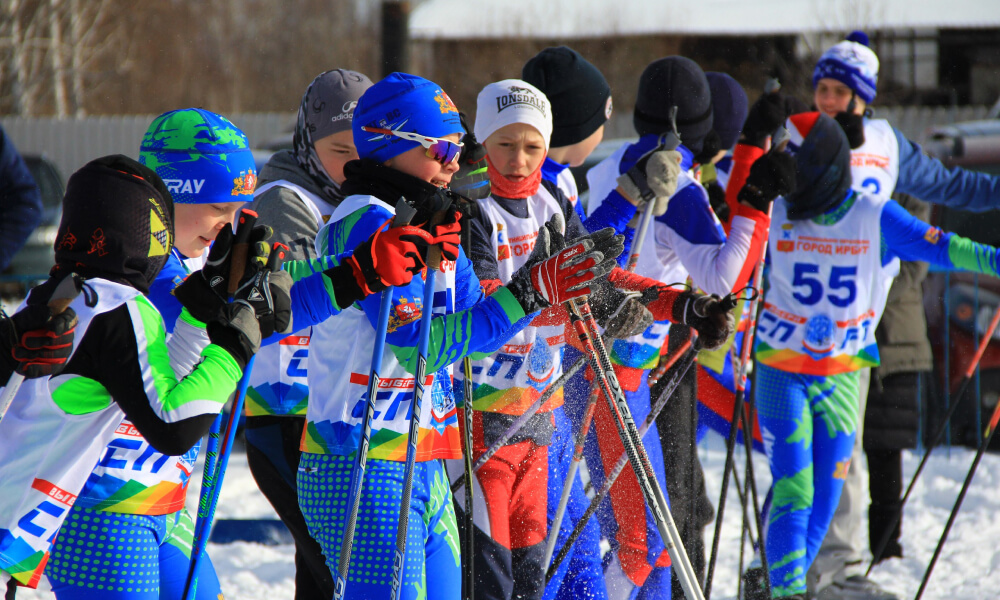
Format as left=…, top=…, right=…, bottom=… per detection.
left=384, top=132, right=462, bottom=187
left=484, top=123, right=547, bottom=181
left=314, top=129, right=358, bottom=185
left=173, top=202, right=243, bottom=258
left=814, top=78, right=866, bottom=118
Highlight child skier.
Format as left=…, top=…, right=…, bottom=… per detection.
left=297, top=72, right=622, bottom=600
left=747, top=111, right=1000, bottom=599
left=577, top=55, right=767, bottom=600
left=27, top=108, right=433, bottom=600
left=0, top=154, right=271, bottom=594
left=521, top=47, right=614, bottom=600
left=246, top=68, right=372, bottom=600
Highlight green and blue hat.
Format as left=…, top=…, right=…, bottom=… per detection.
left=139, top=108, right=257, bottom=204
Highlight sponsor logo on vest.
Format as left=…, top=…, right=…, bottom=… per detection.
left=115, top=422, right=142, bottom=437
left=31, top=479, right=77, bottom=506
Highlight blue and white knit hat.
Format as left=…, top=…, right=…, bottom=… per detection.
left=352, top=72, right=464, bottom=164
left=812, top=33, right=880, bottom=104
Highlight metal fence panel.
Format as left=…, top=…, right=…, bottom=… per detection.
left=0, top=107, right=991, bottom=183
left=0, top=112, right=295, bottom=181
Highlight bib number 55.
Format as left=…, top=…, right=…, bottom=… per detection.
left=791, top=263, right=857, bottom=307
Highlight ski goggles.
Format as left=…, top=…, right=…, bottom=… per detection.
left=361, top=126, right=464, bottom=165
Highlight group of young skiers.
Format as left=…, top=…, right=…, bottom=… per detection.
left=2, top=29, right=1000, bottom=600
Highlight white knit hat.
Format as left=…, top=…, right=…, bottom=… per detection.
left=475, top=79, right=553, bottom=149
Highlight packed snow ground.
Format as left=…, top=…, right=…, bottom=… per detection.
left=15, top=434, right=1000, bottom=599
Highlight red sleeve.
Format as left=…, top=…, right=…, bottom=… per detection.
left=608, top=267, right=666, bottom=292
left=730, top=201, right=771, bottom=293
left=723, top=144, right=765, bottom=235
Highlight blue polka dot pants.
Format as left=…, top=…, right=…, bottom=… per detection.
left=46, top=506, right=222, bottom=600
left=298, top=452, right=460, bottom=600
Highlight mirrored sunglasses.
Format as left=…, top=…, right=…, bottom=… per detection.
left=361, top=126, right=464, bottom=165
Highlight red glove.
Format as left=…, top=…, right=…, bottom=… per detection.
left=426, top=210, right=462, bottom=262
left=507, top=229, right=621, bottom=313
left=346, top=219, right=434, bottom=295
left=4, top=304, right=78, bottom=378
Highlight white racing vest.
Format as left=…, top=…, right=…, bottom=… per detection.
left=756, top=193, right=900, bottom=375
left=247, top=180, right=335, bottom=416
left=463, top=187, right=569, bottom=415
left=73, top=253, right=208, bottom=517
left=587, top=147, right=701, bottom=370
left=304, top=194, right=461, bottom=461
left=851, top=118, right=900, bottom=202
left=0, top=280, right=140, bottom=587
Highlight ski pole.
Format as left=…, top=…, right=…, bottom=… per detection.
left=184, top=208, right=276, bottom=600
left=0, top=274, right=81, bottom=422
left=544, top=337, right=693, bottom=568
left=914, top=391, right=1000, bottom=600
left=390, top=211, right=444, bottom=600
left=333, top=198, right=417, bottom=600
left=704, top=122, right=790, bottom=600
left=865, top=301, right=1000, bottom=576
left=450, top=354, right=587, bottom=494
left=567, top=298, right=705, bottom=600
left=461, top=357, right=476, bottom=600
left=546, top=335, right=699, bottom=583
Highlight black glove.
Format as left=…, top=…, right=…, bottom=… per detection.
left=450, top=112, right=491, bottom=201
left=590, top=283, right=653, bottom=339
left=232, top=240, right=293, bottom=339
left=706, top=181, right=730, bottom=223
left=173, top=223, right=271, bottom=323
left=737, top=152, right=797, bottom=213
left=206, top=302, right=261, bottom=369
left=1, top=304, right=78, bottom=379
left=671, top=292, right=737, bottom=351
left=742, top=91, right=809, bottom=149
left=834, top=111, right=866, bottom=149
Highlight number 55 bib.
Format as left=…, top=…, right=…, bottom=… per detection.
left=756, top=192, right=899, bottom=375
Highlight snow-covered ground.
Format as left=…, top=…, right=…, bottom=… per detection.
left=15, top=434, right=1000, bottom=599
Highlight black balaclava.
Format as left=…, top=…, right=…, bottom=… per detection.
left=633, top=56, right=713, bottom=154
left=48, top=154, right=174, bottom=295
left=785, top=112, right=853, bottom=220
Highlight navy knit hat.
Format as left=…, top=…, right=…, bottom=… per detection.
left=521, top=46, right=613, bottom=148
left=706, top=72, right=749, bottom=150
left=812, top=32, right=880, bottom=104
left=139, top=108, right=257, bottom=204
left=784, top=112, right=853, bottom=220
left=633, top=56, right=713, bottom=154
left=352, top=72, right=464, bottom=164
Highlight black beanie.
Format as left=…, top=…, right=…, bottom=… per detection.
left=633, top=56, right=713, bottom=154
left=52, top=155, right=174, bottom=294
left=706, top=72, right=749, bottom=150
left=522, top=46, right=612, bottom=148
left=785, top=113, right=853, bottom=220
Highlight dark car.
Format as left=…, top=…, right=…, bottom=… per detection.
left=921, top=118, right=1000, bottom=447
left=1, top=154, right=65, bottom=297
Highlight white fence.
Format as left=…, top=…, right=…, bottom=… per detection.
left=0, top=113, right=294, bottom=181
left=1, top=105, right=993, bottom=181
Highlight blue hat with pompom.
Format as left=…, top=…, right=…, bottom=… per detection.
left=812, top=31, right=880, bottom=104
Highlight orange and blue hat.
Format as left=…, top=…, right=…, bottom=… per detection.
left=139, top=108, right=257, bottom=204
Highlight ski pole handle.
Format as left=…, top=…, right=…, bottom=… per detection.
left=227, top=208, right=259, bottom=296
left=0, top=274, right=82, bottom=421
